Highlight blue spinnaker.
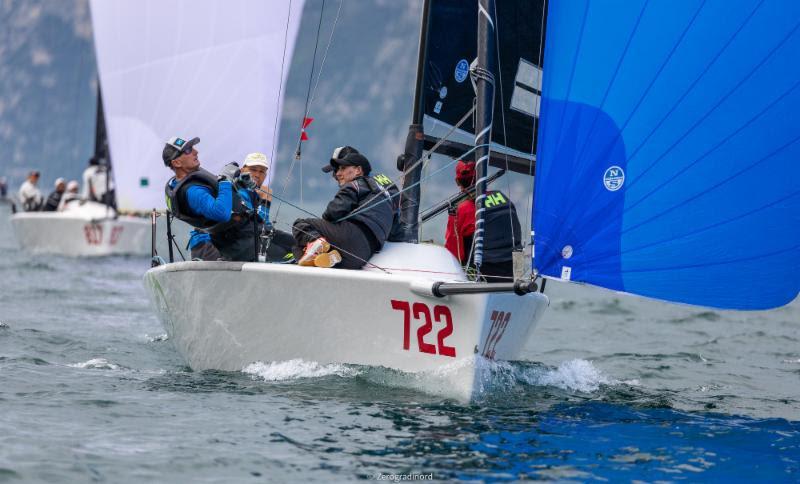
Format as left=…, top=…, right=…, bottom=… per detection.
left=533, top=0, right=800, bottom=309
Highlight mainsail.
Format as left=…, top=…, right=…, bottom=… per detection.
left=89, top=0, right=304, bottom=212
left=419, top=0, right=546, bottom=174
left=533, top=0, right=800, bottom=309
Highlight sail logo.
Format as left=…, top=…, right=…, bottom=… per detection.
left=603, top=166, right=625, bottom=191
left=454, top=59, right=469, bottom=83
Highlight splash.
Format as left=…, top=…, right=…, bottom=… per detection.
left=69, top=358, right=122, bottom=370
left=146, top=333, right=169, bottom=342
left=243, top=359, right=359, bottom=381
left=533, top=359, right=613, bottom=393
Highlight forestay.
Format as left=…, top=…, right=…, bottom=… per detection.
left=534, top=0, right=800, bottom=310
left=89, top=0, right=304, bottom=212
left=420, top=0, right=545, bottom=174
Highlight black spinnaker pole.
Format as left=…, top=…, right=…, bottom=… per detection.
left=472, top=0, right=497, bottom=271
left=397, top=0, right=433, bottom=243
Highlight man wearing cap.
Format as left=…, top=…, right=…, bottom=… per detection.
left=239, top=153, right=295, bottom=261
left=292, top=146, right=397, bottom=268
left=445, top=160, right=522, bottom=282
left=42, top=178, right=67, bottom=211
left=18, top=170, right=43, bottom=211
left=163, top=136, right=262, bottom=262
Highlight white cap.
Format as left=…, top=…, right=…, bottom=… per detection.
left=54, top=177, right=66, bottom=187
left=67, top=180, right=79, bottom=191
left=243, top=152, right=269, bottom=168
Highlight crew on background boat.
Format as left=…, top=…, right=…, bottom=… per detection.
left=0, top=177, right=7, bottom=198
left=444, top=160, right=522, bottom=282
left=57, top=181, right=81, bottom=211
left=18, top=170, right=43, bottom=211
left=41, top=178, right=67, bottom=212
left=292, top=146, right=395, bottom=269
left=82, top=156, right=116, bottom=208
left=163, top=136, right=263, bottom=262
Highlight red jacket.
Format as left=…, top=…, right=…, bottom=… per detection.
left=445, top=198, right=475, bottom=263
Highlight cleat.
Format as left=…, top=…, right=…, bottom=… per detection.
left=297, top=238, right=330, bottom=266
left=314, top=249, right=341, bottom=268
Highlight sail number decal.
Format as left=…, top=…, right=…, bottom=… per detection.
left=84, top=224, right=124, bottom=246
left=482, top=310, right=512, bottom=360
left=390, top=300, right=456, bottom=358
left=84, top=224, right=103, bottom=245
left=110, top=226, right=124, bottom=245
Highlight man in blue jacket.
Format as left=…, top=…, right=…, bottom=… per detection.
left=163, top=136, right=261, bottom=262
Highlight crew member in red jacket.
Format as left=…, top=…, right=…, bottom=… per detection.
left=444, top=160, right=522, bottom=282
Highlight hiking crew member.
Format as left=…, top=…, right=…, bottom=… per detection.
left=162, top=136, right=261, bottom=262
left=42, top=178, right=66, bottom=212
left=292, top=146, right=397, bottom=269
left=445, top=160, right=522, bottom=282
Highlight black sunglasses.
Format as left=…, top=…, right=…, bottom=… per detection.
left=171, top=144, right=193, bottom=161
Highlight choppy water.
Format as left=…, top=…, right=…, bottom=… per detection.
left=1, top=204, right=798, bottom=482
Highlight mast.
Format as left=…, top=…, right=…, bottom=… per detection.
left=472, top=0, right=497, bottom=271
left=94, top=80, right=114, bottom=210
left=397, top=0, right=433, bottom=243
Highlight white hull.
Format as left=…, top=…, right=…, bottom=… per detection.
left=144, top=243, right=549, bottom=400
left=10, top=203, right=150, bottom=256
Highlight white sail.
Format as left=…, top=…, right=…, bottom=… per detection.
left=89, top=0, right=304, bottom=212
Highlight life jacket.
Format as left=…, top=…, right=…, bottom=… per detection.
left=164, top=168, right=251, bottom=234
left=479, top=190, right=522, bottom=263
left=350, top=175, right=397, bottom=246
left=370, top=173, right=405, bottom=243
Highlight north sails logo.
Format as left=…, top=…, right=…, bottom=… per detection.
left=603, top=166, right=625, bottom=191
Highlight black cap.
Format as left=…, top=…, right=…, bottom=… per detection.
left=323, top=146, right=361, bottom=173
left=163, top=136, right=200, bottom=166
left=323, top=152, right=372, bottom=176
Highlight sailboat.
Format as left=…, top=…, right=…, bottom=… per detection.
left=9, top=87, right=151, bottom=257
left=103, top=0, right=799, bottom=402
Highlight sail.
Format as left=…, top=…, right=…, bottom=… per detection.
left=420, top=0, right=546, bottom=174
left=89, top=0, right=304, bottom=212
left=533, top=0, right=800, bottom=309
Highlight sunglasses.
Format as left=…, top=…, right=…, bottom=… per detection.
left=170, top=142, right=194, bottom=161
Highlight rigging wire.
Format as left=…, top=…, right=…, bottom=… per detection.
left=490, top=0, right=518, bottom=261
left=527, top=0, right=548, bottom=278
left=274, top=0, right=344, bottom=225
left=268, top=0, right=294, bottom=177
left=273, top=0, right=327, bottom=223
left=337, top=143, right=488, bottom=223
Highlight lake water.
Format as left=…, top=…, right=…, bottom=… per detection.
left=1, top=203, right=798, bottom=482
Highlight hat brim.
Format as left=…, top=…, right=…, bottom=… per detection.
left=184, top=137, right=200, bottom=149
